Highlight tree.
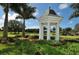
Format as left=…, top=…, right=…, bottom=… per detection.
left=16, top=4, right=36, bottom=37
left=0, top=4, right=9, bottom=42
left=0, top=3, right=30, bottom=43
left=63, top=27, right=72, bottom=35
left=75, top=23, right=79, bottom=32
left=8, top=20, right=23, bottom=34
left=69, top=3, right=79, bottom=20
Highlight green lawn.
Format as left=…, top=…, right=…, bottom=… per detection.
left=61, top=36, right=79, bottom=40
left=0, top=44, right=8, bottom=50
left=0, top=31, right=79, bottom=54
left=0, top=31, right=22, bottom=38
left=0, top=40, right=79, bottom=55
left=0, top=31, right=79, bottom=40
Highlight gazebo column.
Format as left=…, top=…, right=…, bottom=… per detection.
left=39, top=23, right=44, bottom=40
left=55, top=23, right=59, bottom=43
left=47, top=22, right=50, bottom=40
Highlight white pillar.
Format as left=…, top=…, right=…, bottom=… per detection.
left=47, top=22, right=50, bottom=40
left=55, top=23, right=59, bottom=43
left=39, top=23, right=44, bottom=40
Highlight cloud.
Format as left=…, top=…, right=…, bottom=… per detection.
left=25, top=26, right=39, bottom=29
left=57, top=12, right=61, bottom=15
left=70, top=21, right=73, bottom=24
left=2, top=13, right=19, bottom=21
left=33, top=9, right=39, bottom=16
left=0, top=11, right=39, bottom=29
left=59, top=3, right=69, bottom=9
left=0, top=19, right=4, bottom=28
left=66, top=21, right=73, bottom=28
left=0, top=13, right=19, bottom=28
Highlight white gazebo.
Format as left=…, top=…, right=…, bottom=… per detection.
left=39, top=7, right=63, bottom=43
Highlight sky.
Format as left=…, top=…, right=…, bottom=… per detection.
left=0, top=3, right=79, bottom=29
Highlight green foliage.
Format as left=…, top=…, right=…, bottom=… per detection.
left=0, top=40, right=79, bottom=55
left=69, top=3, right=79, bottom=20
left=15, top=3, right=36, bottom=37
left=75, top=23, right=79, bottom=32
left=14, top=40, right=36, bottom=54
left=8, top=20, right=23, bottom=32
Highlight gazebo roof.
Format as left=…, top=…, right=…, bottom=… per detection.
left=44, top=7, right=59, bottom=17
left=40, top=7, right=63, bottom=23
left=49, top=8, right=58, bottom=16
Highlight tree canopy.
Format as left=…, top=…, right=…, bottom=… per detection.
left=69, top=3, right=79, bottom=20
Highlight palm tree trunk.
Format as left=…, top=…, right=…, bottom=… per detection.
left=22, top=19, right=25, bottom=37
left=2, top=4, right=9, bottom=43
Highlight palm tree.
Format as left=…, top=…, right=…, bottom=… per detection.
left=69, top=3, right=79, bottom=20
left=0, top=3, right=30, bottom=43
left=0, top=4, right=9, bottom=42
left=16, top=4, right=36, bottom=37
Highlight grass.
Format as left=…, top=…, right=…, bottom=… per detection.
left=0, top=44, right=8, bottom=50
left=0, top=31, right=22, bottom=38
left=0, top=40, right=79, bottom=55
left=0, top=31, right=79, bottom=40
left=0, top=31, right=79, bottom=54
left=61, top=36, right=79, bottom=40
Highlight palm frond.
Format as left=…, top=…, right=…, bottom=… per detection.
left=69, top=11, right=79, bottom=20
left=0, top=3, right=7, bottom=7
left=16, top=15, right=23, bottom=19
left=71, top=3, right=79, bottom=10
